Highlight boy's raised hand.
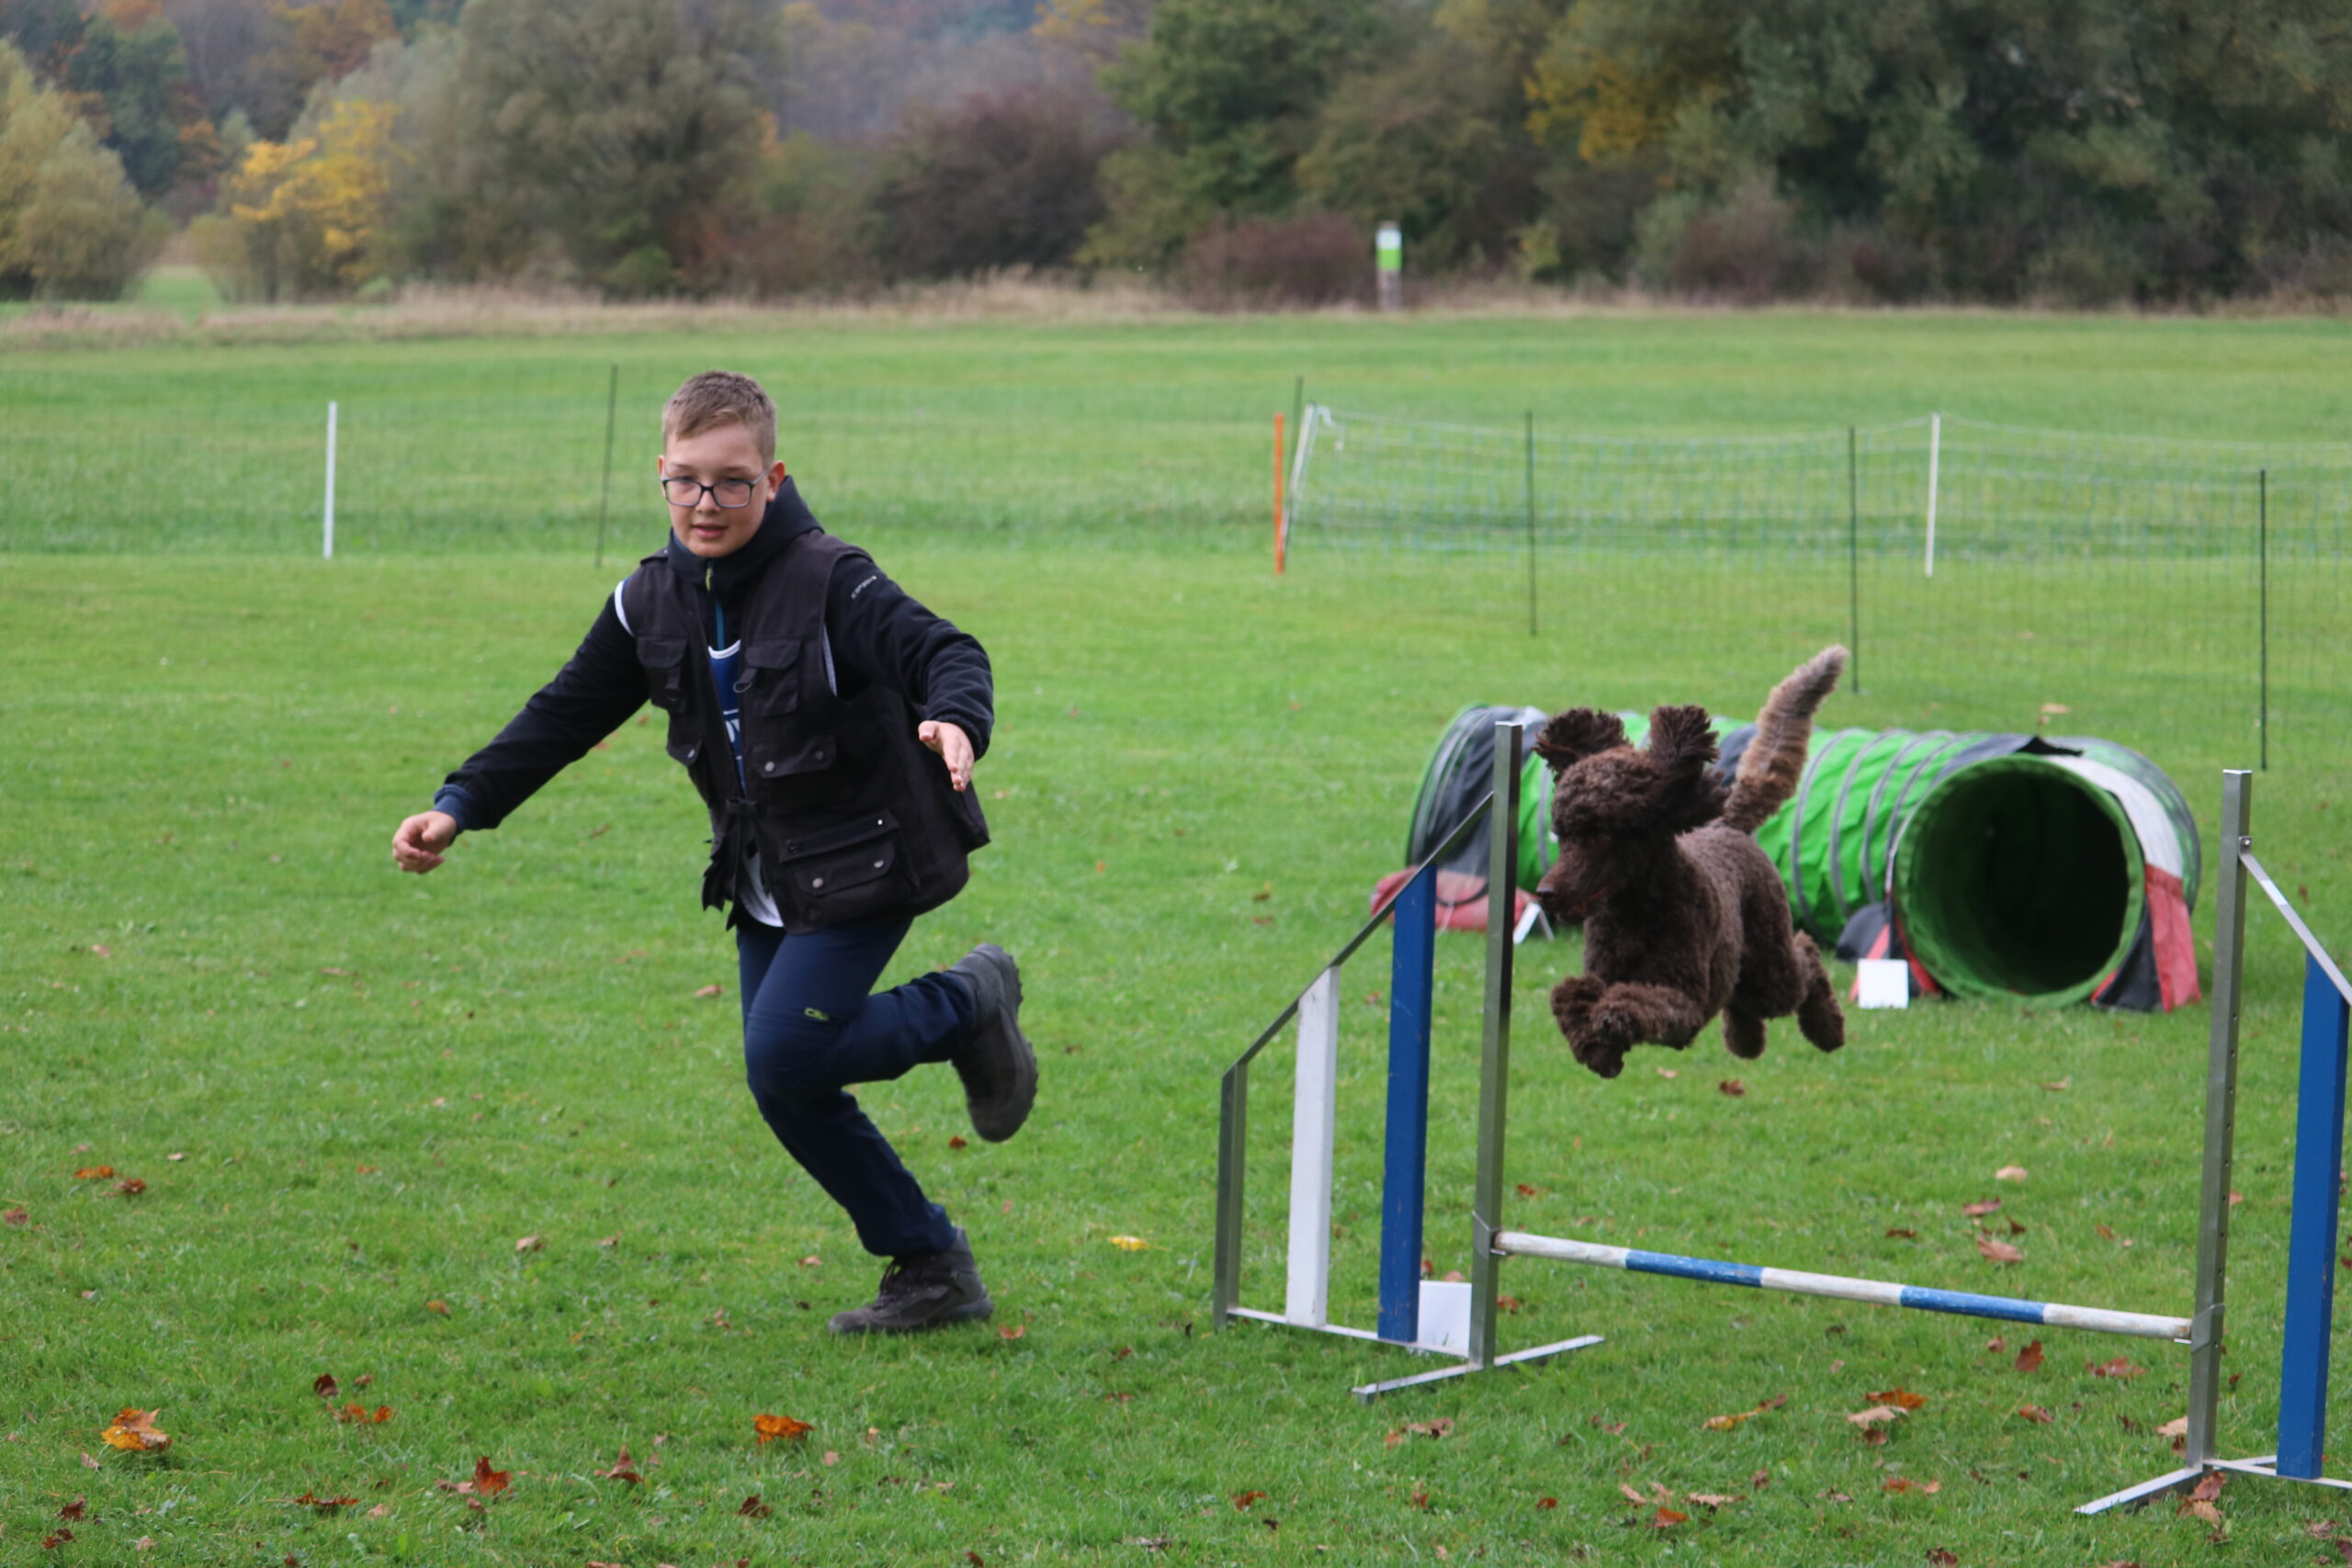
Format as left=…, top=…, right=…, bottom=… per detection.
left=392, top=810, right=459, bottom=874
left=918, top=721, right=974, bottom=793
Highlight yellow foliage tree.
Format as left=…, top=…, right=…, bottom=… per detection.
left=195, top=97, right=402, bottom=300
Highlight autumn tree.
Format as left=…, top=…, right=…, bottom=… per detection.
left=0, top=39, right=164, bottom=298
left=192, top=94, right=401, bottom=298
left=868, top=84, right=1118, bottom=277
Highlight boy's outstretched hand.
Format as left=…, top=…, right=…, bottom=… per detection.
left=919, top=721, right=974, bottom=792
left=392, top=810, right=459, bottom=874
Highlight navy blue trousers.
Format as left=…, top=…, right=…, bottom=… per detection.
left=736, top=916, right=974, bottom=1258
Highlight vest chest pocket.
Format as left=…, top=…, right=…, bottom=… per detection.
left=637, top=637, right=690, bottom=714
left=738, top=639, right=802, bottom=718
left=778, top=812, right=913, bottom=924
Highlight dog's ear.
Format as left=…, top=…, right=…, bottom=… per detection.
left=1644, top=705, right=1728, bottom=831
left=1644, top=705, right=1719, bottom=774
left=1533, top=708, right=1627, bottom=773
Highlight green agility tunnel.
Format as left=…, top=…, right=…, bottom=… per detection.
left=1403, top=707, right=2201, bottom=1012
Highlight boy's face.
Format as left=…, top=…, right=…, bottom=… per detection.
left=658, top=422, right=786, bottom=558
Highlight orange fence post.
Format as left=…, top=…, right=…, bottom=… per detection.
left=1274, top=412, right=1287, bottom=575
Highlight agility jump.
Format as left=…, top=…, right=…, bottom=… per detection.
left=1214, top=739, right=2352, bottom=1513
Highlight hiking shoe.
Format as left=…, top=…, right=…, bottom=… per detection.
left=948, top=943, right=1037, bottom=1143
left=825, top=1230, right=993, bottom=1335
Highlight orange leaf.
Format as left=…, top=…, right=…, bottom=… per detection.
left=1536, top=1497, right=1558, bottom=1509
left=74, top=1167, right=116, bottom=1180
left=424, top=1299, right=450, bottom=1316
left=2014, top=1340, right=2044, bottom=1372
left=739, top=1494, right=773, bottom=1518
left=2016, top=1405, right=2053, bottom=1425
left=1928, top=1551, right=1960, bottom=1566
left=313, top=1373, right=338, bottom=1398
left=100, top=1408, right=170, bottom=1451
left=514, top=1235, right=542, bottom=1254
left=2088, top=1356, right=2145, bottom=1380
left=2, top=1206, right=26, bottom=1226
left=1718, top=1078, right=1746, bottom=1098
left=1233, top=1490, right=1265, bottom=1510
left=694, top=984, right=724, bottom=998
left=1886, top=1227, right=1918, bottom=1239
left=1960, top=1198, right=2001, bottom=1217
left=469, top=1456, right=510, bottom=1496
left=598, top=1449, right=642, bottom=1484
left=1995, top=1165, right=2029, bottom=1181
left=1846, top=1404, right=1905, bottom=1427
left=1650, top=1506, right=1689, bottom=1529
left=754, top=1413, right=813, bottom=1445
left=113, top=1179, right=146, bottom=1196
left=1867, top=1388, right=1928, bottom=1410
left=1515, top=1183, right=1540, bottom=1198
left=998, top=1325, right=1025, bottom=1340
left=949, top=1136, right=969, bottom=1151
left=1975, top=1234, right=2023, bottom=1264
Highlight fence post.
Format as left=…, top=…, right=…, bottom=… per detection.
left=1285, top=968, right=1340, bottom=1327
left=594, top=364, right=619, bottom=570
left=322, top=400, right=338, bottom=560
left=1923, top=411, right=1940, bottom=579
left=1467, top=729, right=1522, bottom=1366
left=1848, top=425, right=1861, bottom=692
left=1378, top=869, right=1437, bottom=1344
left=1274, top=412, right=1287, bottom=575
left=1523, top=412, right=1538, bottom=637
left=2276, top=953, right=2351, bottom=1478
left=2186, top=770, right=2253, bottom=1467
left=2258, top=468, right=2268, bottom=772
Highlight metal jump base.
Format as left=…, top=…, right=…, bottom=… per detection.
left=1213, top=739, right=2352, bottom=1514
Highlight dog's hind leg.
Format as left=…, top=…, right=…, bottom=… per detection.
left=1793, top=933, right=1845, bottom=1054
left=1723, top=1007, right=1767, bottom=1060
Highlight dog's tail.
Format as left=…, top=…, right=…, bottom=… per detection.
left=1721, top=646, right=1847, bottom=833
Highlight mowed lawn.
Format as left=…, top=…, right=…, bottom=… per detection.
left=3, top=310, right=2349, bottom=1565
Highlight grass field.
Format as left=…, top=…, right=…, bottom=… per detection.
left=4, top=312, right=2350, bottom=1565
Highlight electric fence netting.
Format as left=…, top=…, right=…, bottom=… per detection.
left=1284, top=407, right=2352, bottom=766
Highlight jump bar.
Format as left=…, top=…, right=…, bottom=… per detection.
left=1496, top=1232, right=2191, bottom=1341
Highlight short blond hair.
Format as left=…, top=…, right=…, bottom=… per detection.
left=662, top=369, right=777, bottom=463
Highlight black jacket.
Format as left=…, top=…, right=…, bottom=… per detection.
left=433, top=480, right=993, bottom=837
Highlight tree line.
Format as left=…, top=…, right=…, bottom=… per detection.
left=5, top=0, right=2348, bottom=306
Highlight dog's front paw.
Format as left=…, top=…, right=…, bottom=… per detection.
left=1584, top=998, right=1642, bottom=1055
left=1551, top=975, right=1603, bottom=1039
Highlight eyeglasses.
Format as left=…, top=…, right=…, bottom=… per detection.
left=660, top=476, right=757, bottom=509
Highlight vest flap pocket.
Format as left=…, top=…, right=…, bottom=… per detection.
left=638, top=636, right=689, bottom=711
left=740, top=638, right=802, bottom=716
left=749, top=732, right=835, bottom=782
left=743, top=639, right=799, bottom=672
left=786, top=832, right=898, bottom=900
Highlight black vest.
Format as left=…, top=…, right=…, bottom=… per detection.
left=621, top=533, right=988, bottom=931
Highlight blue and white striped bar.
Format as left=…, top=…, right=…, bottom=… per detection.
left=1496, top=1233, right=2192, bottom=1342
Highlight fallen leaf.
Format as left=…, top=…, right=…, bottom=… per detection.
left=1108, top=1235, right=1148, bottom=1251
left=57, top=1498, right=86, bottom=1521
left=1233, top=1490, right=1266, bottom=1510
left=1996, top=1165, right=2029, bottom=1181
left=1928, top=1551, right=1960, bottom=1566
left=514, top=1235, right=542, bottom=1254
left=1650, top=1506, right=1689, bottom=1529
left=1656, top=1067, right=1679, bottom=1079
left=425, top=1299, right=450, bottom=1316
left=1618, top=1483, right=1648, bottom=1504
left=1403, top=1417, right=1455, bottom=1438
left=465, top=1456, right=510, bottom=1496
left=1685, top=1493, right=1741, bottom=1508
left=91, top=943, right=110, bottom=957
left=949, top=1135, right=969, bottom=1151
left=1961, top=1198, right=2002, bottom=1217
left=288, top=1492, right=359, bottom=1513
left=2158, top=1416, right=2188, bottom=1451
left=1516, top=1183, right=1541, bottom=1198
left=101, top=1408, right=170, bottom=1451
left=753, top=1413, right=812, bottom=1445
left=998, top=1325, right=1025, bottom=1340
left=113, top=1178, right=146, bottom=1195
left=1537, top=1496, right=1558, bottom=1509
left=2016, top=1404, right=2053, bottom=1424
left=1819, top=1490, right=1853, bottom=1503
left=2041, top=703, right=2070, bottom=715
left=1886, top=1227, right=1919, bottom=1239
left=1719, top=1078, right=1746, bottom=1098
left=135, top=1536, right=154, bottom=1550
left=1847, top=1404, right=1906, bottom=1428
left=74, top=1166, right=116, bottom=1179
left=694, top=984, right=724, bottom=998
left=313, top=1372, right=338, bottom=1398
left=739, top=1494, right=773, bottom=1517
left=81, top=1451, right=99, bottom=1470
left=334, top=1402, right=392, bottom=1424
left=823, top=1450, right=840, bottom=1466
left=1975, top=1234, right=2023, bottom=1264
left=42, top=1530, right=72, bottom=1549
left=599, top=1448, right=642, bottom=1483
left=2039, top=1077, right=2071, bottom=1091
left=365, top=1505, right=389, bottom=1517
left=2089, top=1357, right=2145, bottom=1380
left=1590, top=1416, right=1627, bottom=1436
left=2014, top=1340, right=2044, bottom=1372
left=1883, top=1477, right=1939, bottom=1493
left=1496, top=1294, right=1522, bottom=1314
left=2, top=1206, right=26, bottom=1225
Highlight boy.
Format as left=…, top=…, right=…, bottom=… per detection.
left=390, top=370, right=1034, bottom=1335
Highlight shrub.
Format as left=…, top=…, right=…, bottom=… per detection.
left=868, top=84, right=1119, bottom=280
left=1634, top=178, right=1809, bottom=302
left=1180, top=210, right=1367, bottom=307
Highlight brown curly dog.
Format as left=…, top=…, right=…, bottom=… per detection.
left=1535, top=647, right=1849, bottom=1079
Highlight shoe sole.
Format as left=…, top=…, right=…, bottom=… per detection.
left=826, top=1292, right=994, bottom=1336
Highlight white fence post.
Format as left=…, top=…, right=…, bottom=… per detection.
left=322, top=400, right=338, bottom=560
left=1285, top=966, right=1340, bottom=1327
left=1924, top=410, right=1940, bottom=579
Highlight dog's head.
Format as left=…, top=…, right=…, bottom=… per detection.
left=1532, top=704, right=1725, bottom=919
